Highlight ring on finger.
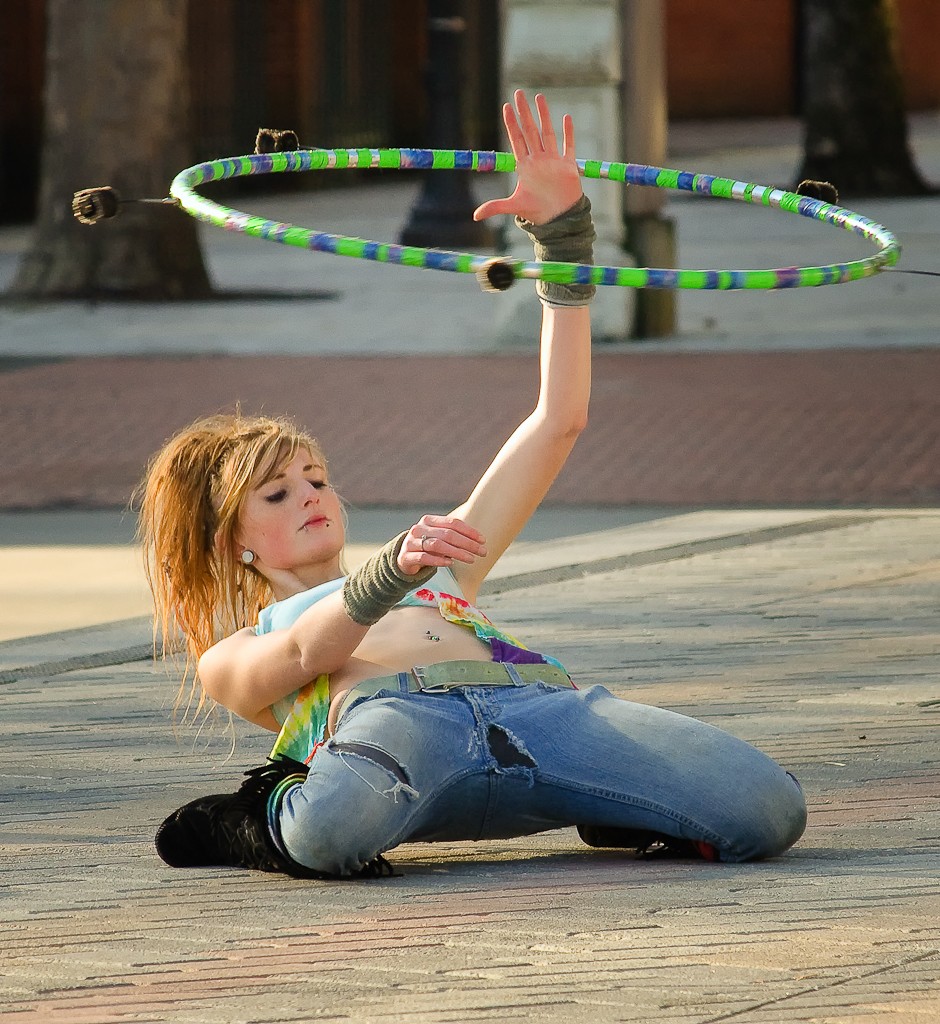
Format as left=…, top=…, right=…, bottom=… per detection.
left=421, top=534, right=430, bottom=552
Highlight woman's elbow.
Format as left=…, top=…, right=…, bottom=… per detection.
left=570, top=411, right=589, bottom=437
left=197, top=636, right=256, bottom=711
left=197, top=655, right=259, bottom=721
left=539, top=404, right=588, bottom=441
left=556, top=412, right=588, bottom=442
left=196, top=648, right=227, bottom=706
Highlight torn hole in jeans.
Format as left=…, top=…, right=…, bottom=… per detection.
left=329, top=740, right=418, bottom=801
left=487, top=725, right=537, bottom=769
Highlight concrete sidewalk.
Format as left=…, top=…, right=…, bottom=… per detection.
left=1, top=507, right=938, bottom=1023
left=0, top=506, right=651, bottom=644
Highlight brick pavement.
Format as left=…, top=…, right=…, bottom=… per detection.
left=1, top=509, right=938, bottom=1023
left=2, top=347, right=939, bottom=510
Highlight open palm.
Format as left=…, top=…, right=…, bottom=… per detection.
left=473, top=91, right=583, bottom=227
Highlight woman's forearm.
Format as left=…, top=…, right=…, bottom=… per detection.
left=536, top=304, right=592, bottom=434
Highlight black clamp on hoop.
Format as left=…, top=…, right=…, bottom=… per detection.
left=72, top=186, right=121, bottom=224
left=796, top=179, right=839, bottom=204
left=72, top=186, right=180, bottom=225
left=255, top=128, right=301, bottom=154
left=475, top=258, right=517, bottom=294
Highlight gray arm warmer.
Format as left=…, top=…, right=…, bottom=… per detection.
left=341, top=532, right=436, bottom=626
left=515, top=194, right=596, bottom=307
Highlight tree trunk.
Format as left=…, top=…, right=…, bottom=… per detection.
left=10, top=0, right=212, bottom=299
left=798, top=0, right=931, bottom=198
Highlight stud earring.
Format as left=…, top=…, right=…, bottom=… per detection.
left=241, top=549, right=256, bottom=565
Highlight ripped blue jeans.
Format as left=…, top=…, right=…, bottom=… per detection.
left=276, top=680, right=807, bottom=875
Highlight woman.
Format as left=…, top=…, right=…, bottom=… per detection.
left=141, top=92, right=806, bottom=880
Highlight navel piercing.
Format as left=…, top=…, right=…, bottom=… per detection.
left=241, top=549, right=256, bottom=565
left=425, top=630, right=440, bottom=642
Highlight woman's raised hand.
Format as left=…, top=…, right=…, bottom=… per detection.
left=473, top=90, right=583, bottom=227
left=397, top=515, right=488, bottom=577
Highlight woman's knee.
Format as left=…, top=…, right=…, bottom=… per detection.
left=277, top=738, right=419, bottom=875
left=721, top=769, right=807, bottom=862
left=763, top=770, right=808, bottom=856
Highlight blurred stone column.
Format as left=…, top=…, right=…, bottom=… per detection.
left=621, top=0, right=676, bottom=337
left=496, top=0, right=636, bottom=344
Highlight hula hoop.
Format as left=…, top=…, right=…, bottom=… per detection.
left=169, top=148, right=901, bottom=290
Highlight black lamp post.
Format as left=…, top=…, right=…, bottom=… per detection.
left=399, top=0, right=495, bottom=248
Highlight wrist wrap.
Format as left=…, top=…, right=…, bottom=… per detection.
left=515, top=194, right=596, bottom=307
left=342, top=532, right=436, bottom=626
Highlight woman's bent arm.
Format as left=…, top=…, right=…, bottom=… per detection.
left=197, top=522, right=486, bottom=721
left=197, top=588, right=369, bottom=721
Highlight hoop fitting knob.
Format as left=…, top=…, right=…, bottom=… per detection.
left=72, top=186, right=121, bottom=224
left=476, top=258, right=517, bottom=293
left=255, top=128, right=301, bottom=155
left=796, top=179, right=839, bottom=204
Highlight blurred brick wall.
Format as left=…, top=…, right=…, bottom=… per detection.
left=2, top=0, right=938, bottom=224
left=666, top=0, right=795, bottom=118
left=666, top=0, right=939, bottom=118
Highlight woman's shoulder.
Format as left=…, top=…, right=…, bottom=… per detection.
left=256, top=576, right=345, bottom=634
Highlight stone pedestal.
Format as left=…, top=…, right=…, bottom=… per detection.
left=621, top=0, right=676, bottom=337
left=495, top=0, right=635, bottom=344
left=623, top=211, right=676, bottom=337
left=494, top=0, right=678, bottom=343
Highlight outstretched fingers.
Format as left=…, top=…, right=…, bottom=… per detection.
left=514, top=90, right=546, bottom=155
left=502, top=100, right=529, bottom=161
left=561, top=112, right=575, bottom=159
left=473, top=90, right=582, bottom=224
left=534, top=93, right=560, bottom=155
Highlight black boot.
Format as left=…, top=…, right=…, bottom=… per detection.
left=155, top=757, right=394, bottom=879
left=577, top=824, right=718, bottom=861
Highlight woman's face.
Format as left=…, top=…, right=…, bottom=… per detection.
left=235, top=448, right=345, bottom=579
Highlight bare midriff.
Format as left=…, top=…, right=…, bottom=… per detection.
left=325, top=605, right=492, bottom=735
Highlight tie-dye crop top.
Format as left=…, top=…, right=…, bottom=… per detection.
left=257, top=567, right=564, bottom=765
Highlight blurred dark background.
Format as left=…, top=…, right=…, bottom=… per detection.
left=3, top=0, right=938, bottom=224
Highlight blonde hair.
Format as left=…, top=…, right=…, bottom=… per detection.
left=136, top=412, right=329, bottom=716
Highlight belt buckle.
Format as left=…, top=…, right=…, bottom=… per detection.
left=411, top=665, right=454, bottom=693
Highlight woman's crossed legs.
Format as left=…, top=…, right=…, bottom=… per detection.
left=277, top=682, right=807, bottom=875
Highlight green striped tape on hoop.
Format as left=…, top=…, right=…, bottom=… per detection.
left=169, top=147, right=901, bottom=290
